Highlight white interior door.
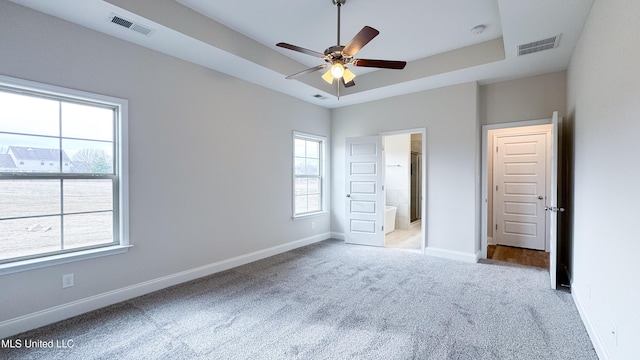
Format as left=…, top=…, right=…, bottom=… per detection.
left=494, top=133, right=547, bottom=250
left=547, top=111, right=560, bottom=289
left=345, top=136, right=384, bottom=246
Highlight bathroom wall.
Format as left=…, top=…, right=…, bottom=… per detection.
left=384, top=134, right=411, bottom=230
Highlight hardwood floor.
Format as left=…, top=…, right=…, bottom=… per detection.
left=487, top=244, right=549, bottom=269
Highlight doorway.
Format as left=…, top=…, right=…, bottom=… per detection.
left=343, top=128, right=426, bottom=253
left=481, top=115, right=562, bottom=289
left=382, top=131, right=424, bottom=252
left=487, top=124, right=551, bottom=267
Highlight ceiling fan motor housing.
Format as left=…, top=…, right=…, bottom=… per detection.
left=324, top=45, right=352, bottom=65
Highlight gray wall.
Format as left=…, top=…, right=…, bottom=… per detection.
left=480, top=71, right=566, bottom=125
left=566, top=0, right=640, bottom=358
left=0, top=1, right=330, bottom=333
left=331, top=82, right=481, bottom=258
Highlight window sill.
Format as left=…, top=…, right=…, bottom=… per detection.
left=292, top=211, right=330, bottom=220
left=0, top=245, right=133, bottom=276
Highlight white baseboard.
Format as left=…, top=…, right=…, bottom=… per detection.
left=572, top=285, right=609, bottom=360
left=0, top=232, right=331, bottom=339
left=331, top=232, right=345, bottom=240
left=424, top=246, right=478, bottom=263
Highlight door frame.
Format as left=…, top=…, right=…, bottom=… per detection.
left=380, top=127, right=427, bottom=254
left=482, top=119, right=552, bottom=258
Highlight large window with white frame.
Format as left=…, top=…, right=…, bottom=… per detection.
left=0, top=75, right=128, bottom=272
left=293, top=132, right=326, bottom=217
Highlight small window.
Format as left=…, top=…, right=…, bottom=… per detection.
left=293, top=132, right=326, bottom=217
left=0, top=75, right=129, bottom=273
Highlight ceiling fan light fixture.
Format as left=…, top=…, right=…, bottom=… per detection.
left=322, top=69, right=335, bottom=84
left=330, top=63, right=345, bottom=79
left=343, top=67, right=356, bottom=83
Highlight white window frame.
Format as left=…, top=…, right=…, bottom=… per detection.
left=0, top=75, right=130, bottom=275
left=293, top=131, right=327, bottom=219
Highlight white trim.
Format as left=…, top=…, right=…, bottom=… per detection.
left=424, top=246, right=479, bottom=263
left=572, top=287, right=609, bottom=360
left=291, top=211, right=330, bottom=221
left=331, top=232, right=345, bottom=240
left=0, top=245, right=132, bottom=276
left=0, top=232, right=331, bottom=339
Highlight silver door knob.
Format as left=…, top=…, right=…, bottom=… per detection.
left=538, top=195, right=544, bottom=200
left=346, top=194, right=351, bottom=198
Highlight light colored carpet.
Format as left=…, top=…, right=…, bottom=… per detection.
left=0, top=239, right=597, bottom=359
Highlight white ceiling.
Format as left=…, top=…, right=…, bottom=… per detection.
left=9, top=0, right=594, bottom=108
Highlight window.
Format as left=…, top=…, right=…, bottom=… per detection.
left=293, top=132, right=326, bottom=217
left=0, top=75, right=129, bottom=274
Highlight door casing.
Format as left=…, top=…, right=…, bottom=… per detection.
left=481, top=117, right=559, bottom=289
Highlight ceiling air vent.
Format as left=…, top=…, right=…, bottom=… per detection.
left=108, top=14, right=154, bottom=36
left=517, top=35, right=560, bottom=56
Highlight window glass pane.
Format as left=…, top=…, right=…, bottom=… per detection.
left=61, top=102, right=113, bottom=141
left=295, top=177, right=307, bottom=196
left=0, top=90, right=60, bottom=137
left=294, top=157, right=305, bottom=176
left=307, top=178, right=320, bottom=195
left=0, top=180, right=60, bottom=218
left=63, top=212, right=113, bottom=249
left=306, top=140, right=319, bottom=159
left=305, top=158, right=319, bottom=176
left=62, top=139, right=113, bottom=174
left=63, top=179, right=113, bottom=213
left=0, top=134, right=61, bottom=173
left=307, top=194, right=320, bottom=212
left=295, top=195, right=308, bottom=215
left=294, top=139, right=306, bottom=157
left=0, top=216, right=61, bottom=261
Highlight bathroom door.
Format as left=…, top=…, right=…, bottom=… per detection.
left=344, top=136, right=384, bottom=246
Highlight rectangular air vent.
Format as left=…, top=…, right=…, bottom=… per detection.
left=517, top=35, right=560, bottom=56
left=108, top=14, right=154, bottom=36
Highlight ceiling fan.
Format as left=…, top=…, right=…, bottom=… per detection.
left=276, top=0, right=406, bottom=98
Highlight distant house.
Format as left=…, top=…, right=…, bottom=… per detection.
left=3, top=146, right=71, bottom=172
left=0, top=153, right=16, bottom=172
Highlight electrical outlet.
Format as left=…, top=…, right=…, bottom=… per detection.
left=62, top=273, right=74, bottom=288
left=311, top=221, right=315, bottom=229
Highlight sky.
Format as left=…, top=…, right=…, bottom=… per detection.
left=0, top=90, right=114, bottom=159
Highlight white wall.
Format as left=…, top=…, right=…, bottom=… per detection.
left=331, top=82, right=481, bottom=260
left=384, top=134, right=411, bottom=230
left=566, top=0, right=640, bottom=358
left=0, top=1, right=331, bottom=337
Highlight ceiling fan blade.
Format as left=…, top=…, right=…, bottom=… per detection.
left=342, top=78, right=356, bottom=88
left=342, top=26, right=379, bottom=57
left=276, top=42, right=325, bottom=58
left=285, top=64, right=328, bottom=79
left=352, top=59, right=407, bottom=70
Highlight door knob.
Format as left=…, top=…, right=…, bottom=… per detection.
left=346, top=194, right=351, bottom=198
left=538, top=195, right=544, bottom=200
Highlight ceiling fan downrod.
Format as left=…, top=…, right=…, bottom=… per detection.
left=333, top=0, right=346, bottom=46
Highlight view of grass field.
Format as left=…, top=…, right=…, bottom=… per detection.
left=0, top=179, right=113, bottom=261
